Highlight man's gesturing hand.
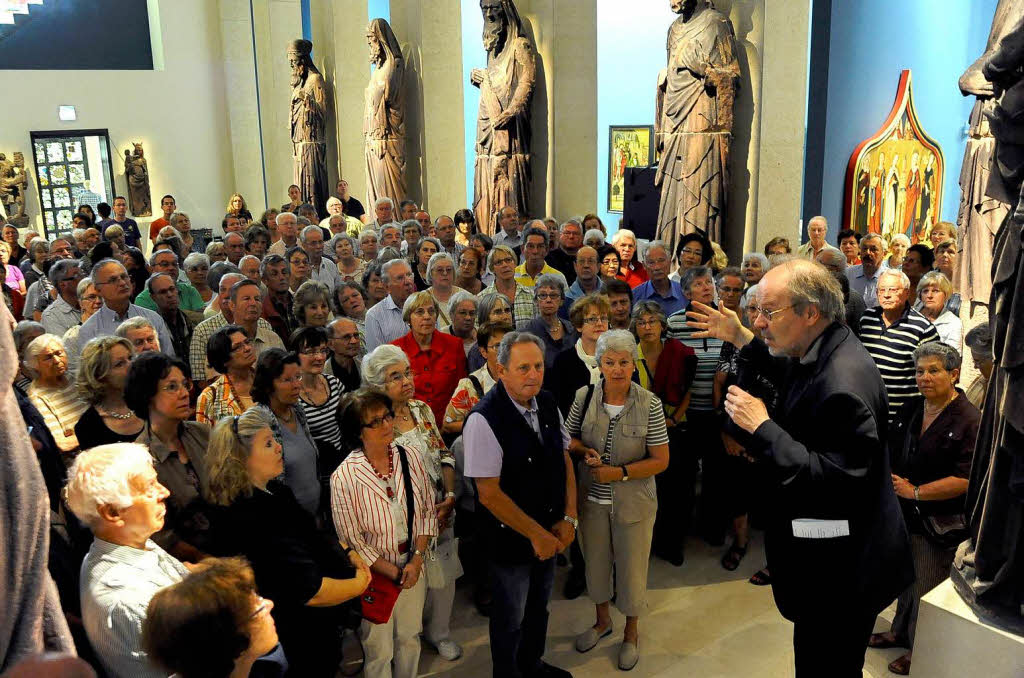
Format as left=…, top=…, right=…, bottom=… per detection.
left=724, top=385, right=769, bottom=433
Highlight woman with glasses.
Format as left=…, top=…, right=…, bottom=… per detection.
left=670, top=232, right=714, bottom=283
left=332, top=388, right=438, bottom=678
left=126, top=352, right=215, bottom=563
left=286, top=246, right=312, bottom=293
left=25, top=333, right=88, bottom=454
left=598, top=246, right=621, bottom=284
left=196, top=325, right=257, bottom=426
left=525, top=273, right=578, bottom=370
left=426, top=252, right=465, bottom=328
left=455, top=246, right=484, bottom=295
left=916, top=271, right=961, bottom=349
left=252, top=348, right=323, bottom=520
left=551, top=293, right=612, bottom=417
left=292, top=326, right=346, bottom=468
left=391, top=291, right=467, bottom=425
left=183, top=253, right=213, bottom=304
left=466, top=293, right=514, bottom=371
left=74, top=336, right=144, bottom=449
left=204, top=408, right=370, bottom=678
left=363, top=345, right=463, bottom=661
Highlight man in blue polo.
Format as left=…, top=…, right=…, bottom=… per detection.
left=632, top=241, right=687, bottom=316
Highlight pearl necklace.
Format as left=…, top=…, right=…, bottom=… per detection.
left=99, top=407, right=135, bottom=420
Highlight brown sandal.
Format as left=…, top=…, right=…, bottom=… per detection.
left=888, top=652, right=911, bottom=675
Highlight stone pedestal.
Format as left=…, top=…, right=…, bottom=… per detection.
left=912, top=578, right=1024, bottom=677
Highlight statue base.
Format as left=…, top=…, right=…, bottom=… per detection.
left=949, top=543, right=1024, bottom=635
left=912, top=578, right=1024, bottom=677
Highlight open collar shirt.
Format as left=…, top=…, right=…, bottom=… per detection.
left=364, top=294, right=408, bottom=352
left=40, top=295, right=82, bottom=337
left=77, top=303, right=176, bottom=359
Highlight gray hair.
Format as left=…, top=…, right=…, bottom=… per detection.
left=183, top=252, right=209, bottom=271
left=259, top=253, right=289, bottom=278
left=913, top=341, right=961, bottom=372
left=329, top=233, right=355, bottom=253
left=223, top=231, right=244, bottom=245
left=238, top=254, right=261, bottom=269
left=497, top=331, right=546, bottom=367
left=643, top=240, right=670, bottom=264
left=778, top=259, right=845, bottom=324
left=359, top=229, right=378, bottom=243
left=169, top=212, right=190, bottom=229
left=14, top=320, right=45, bottom=362
left=145, top=272, right=176, bottom=295
left=680, top=265, right=713, bottom=295
left=560, top=219, right=583, bottom=234
left=401, top=219, right=422, bottom=236
left=277, top=211, right=297, bottom=224
left=148, top=248, right=178, bottom=267
left=816, top=248, right=846, bottom=272
left=535, top=273, right=566, bottom=298
left=92, top=257, right=125, bottom=282
left=448, top=290, right=479, bottom=314
left=115, top=316, right=156, bottom=339
left=374, top=196, right=395, bottom=210
left=72, top=228, right=87, bottom=241
left=47, top=258, right=81, bottom=285
left=742, top=283, right=759, bottom=309
left=610, top=229, right=636, bottom=246
left=380, top=224, right=401, bottom=239
left=208, top=261, right=241, bottom=291
left=299, top=224, right=323, bottom=243
left=377, top=246, right=403, bottom=263
left=878, top=268, right=911, bottom=291
left=25, top=333, right=66, bottom=375
left=426, top=251, right=456, bottom=282
left=583, top=229, right=605, bottom=247
left=295, top=216, right=311, bottom=227
left=861, top=233, right=884, bottom=247
left=743, top=252, right=769, bottom=270
left=64, top=443, right=156, bottom=528
left=76, top=277, right=95, bottom=300
left=890, top=233, right=911, bottom=248
left=630, top=301, right=668, bottom=338
left=361, top=344, right=409, bottom=387
left=380, top=257, right=411, bottom=283
left=595, top=329, right=638, bottom=363
left=476, top=291, right=511, bottom=325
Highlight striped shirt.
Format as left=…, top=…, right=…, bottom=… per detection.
left=859, top=305, right=939, bottom=421
left=297, top=373, right=344, bottom=450
left=188, top=312, right=282, bottom=381
left=364, top=294, right=409, bottom=352
left=565, top=395, right=668, bottom=504
left=666, top=308, right=724, bottom=412
left=28, top=381, right=88, bottom=453
left=330, top=442, right=439, bottom=567
left=479, top=282, right=537, bottom=329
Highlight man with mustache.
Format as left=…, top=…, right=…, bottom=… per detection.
left=846, top=233, right=886, bottom=308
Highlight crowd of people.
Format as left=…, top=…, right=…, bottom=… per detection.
left=0, top=184, right=982, bottom=678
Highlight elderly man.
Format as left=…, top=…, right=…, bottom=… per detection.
left=77, top=258, right=175, bottom=357
left=435, top=215, right=464, bottom=259
left=859, top=269, right=939, bottom=422
left=399, top=199, right=418, bottom=222
left=134, top=249, right=205, bottom=319
left=97, top=196, right=141, bottom=248
left=223, top=232, right=245, bottom=265
left=267, top=211, right=299, bottom=256
left=415, top=210, right=432, bottom=234
left=514, top=226, right=567, bottom=288
left=65, top=444, right=190, bottom=678
left=115, top=316, right=162, bottom=354
left=564, top=246, right=605, bottom=311
left=260, top=254, right=298, bottom=344
left=24, top=238, right=75, bottom=320
left=846, top=233, right=886, bottom=308
left=632, top=241, right=687, bottom=317
left=493, top=206, right=523, bottom=251
left=380, top=223, right=402, bottom=250
left=40, top=259, right=83, bottom=337
left=816, top=248, right=867, bottom=335
left=239, top=254, right=262, bottom=283
left=545, top=220, right=583, bottom=284
left=796, top=216, right=841, bottom=260
left=370, top=196, right=397, bottom=230
left=464, top=331, right=577, bottom=678
left=323, top=317, right=362, bottom=391
left=364, top=258, right=416, bottom=351
left=145, top=272, right=195, bottom=360
left=687, top=259, right=912, bottom=678
left=300, top=224, right=343, bottom=296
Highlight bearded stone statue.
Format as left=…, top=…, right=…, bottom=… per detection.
left=471, top=0, right=537, bottom=233
left=364, top=18, right=407, bottom=210
left=288, top=38, right=329, bottom=218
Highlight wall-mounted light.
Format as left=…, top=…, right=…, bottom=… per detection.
left=58, top=105, right=76, bottom=121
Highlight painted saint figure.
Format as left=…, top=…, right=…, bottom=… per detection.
left=869, top=152, right=885, bottom=234
left=882, top=153, right=901, bottom=238
left=654, top=0, right=740, bottom=252
left=288, top=39, right=329, bottom=218
left=471, top=0, right=537, bottom=233
left=364, top=18, right=407, bottom=210
left=902, top=152, right=922, bottom=240
left=919, top=154, right=935, bottom=239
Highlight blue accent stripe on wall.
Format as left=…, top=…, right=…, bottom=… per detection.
left=461, top=0, right=483, bottom=210
left=368, top=0, right=390, bottom=23
left=300, top=0, right=312, bottom=42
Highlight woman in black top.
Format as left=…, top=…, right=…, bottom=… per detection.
left=549, top=294, right=610, bottom=417
left=73, top=336, right=144, bottom=449
left=204, top=407, right=370, bottom=677
left=870, top=342, right=980, bottom=676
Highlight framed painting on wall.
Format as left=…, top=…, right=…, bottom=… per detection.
left=608, top=125, right=654, bottom=213
left=843, top=70, right=944, bottom=244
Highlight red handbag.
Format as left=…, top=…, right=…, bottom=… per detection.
left=360, top=446, right=415, bottom=624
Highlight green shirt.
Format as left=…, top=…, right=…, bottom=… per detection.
left=134, top=281, right=205, bottom=312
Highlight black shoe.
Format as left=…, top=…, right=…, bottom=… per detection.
left=531, top=660, right=573, bottom=677
left=563, top=572, right=586, bottom=600
left=654, top=547, right=685, bottom=567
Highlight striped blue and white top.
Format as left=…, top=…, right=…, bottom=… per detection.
left=859, top=305, right=939, bottom=421
left=666, top=309, right=724, bottom=412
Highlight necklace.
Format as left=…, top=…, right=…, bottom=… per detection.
left=924, top=392, right=955, bottom=416
left=396, top=405, right=412, bottom=423
left=369, top=449, right=396, bottom=499
left=99, top=406, right=135, bottom=420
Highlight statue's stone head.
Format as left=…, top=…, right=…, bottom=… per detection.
left=287, top=39, right=314, bottom=86
left=133, top=142, right=144, bottom=157
left=481, top=0, right=510, bottom=53
left=366, top=19, right=401, bottom=67
left=671, top=0, right=700, bottom=16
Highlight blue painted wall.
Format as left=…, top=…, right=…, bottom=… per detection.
left=595, top=0, right=667, bottom=235
left=368, top=0, right=390, bottom=23
left=817, top=0, right=998, bottom=240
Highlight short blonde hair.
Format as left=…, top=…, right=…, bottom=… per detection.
left=917, top=270, right=952, bottom=300
left=569, top=293, right=611, bottom=331
left=76, top=336, right=134, bottom=405
left=930, top=221, right=957, bottom=243
left=65, top=443, right=154, bottom=527
left=486, top=245, right=517, bottom=273
left=401, top=289, right=436, bottom=323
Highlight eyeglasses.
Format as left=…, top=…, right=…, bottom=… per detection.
left=535, top=292, right=561, bottom=300
left=160, top=379, right=192, bottom=394
left=81, top=294, right=101, bottom=303
left=300, top=347, right=329, bottom=357
left=98, top=273, right=131, bottom=286
left=386, top=369, right=413, bottom=384
left=492, top=257, right=515, bottom=267
left=751, top=305, right=793, bottom=322
left=230, top=338, right=254, bottom=352
left=635, top=318, right=660, bottom=328
left=680, top=248, right=703, bottom=257
left=583, top=316, right=610, bottom=325
left=251, top=595, right=271, bottom=619
left=363, top=411, right=395, bottom=429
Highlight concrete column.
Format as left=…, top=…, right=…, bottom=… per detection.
left=324, top=0, right=371, bottom=203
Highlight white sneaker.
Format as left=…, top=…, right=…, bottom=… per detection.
left=434, top=639, right=463, bottom=661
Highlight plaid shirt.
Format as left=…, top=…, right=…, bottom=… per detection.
left=196, top=373, right=249, bottom=426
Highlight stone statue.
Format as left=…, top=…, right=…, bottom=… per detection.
left=123, top=143, right=152, bottom=217
left=364, top=18, right=407, bottom=211
left=0, top=151, right=30, bottom=227
left=654, top=0, right=740, bottom=252
left=950, top=8, right=1024, bottom=634
left=288, top=38, right=329, bottom=218
left=471, top=0, right=537, bottom=232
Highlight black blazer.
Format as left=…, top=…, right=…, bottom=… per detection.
left=739, top=322, right=913, bottom=622
left=548, top=344, right=594, bottom=417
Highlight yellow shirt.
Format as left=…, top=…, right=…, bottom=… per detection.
left=514, top=263, right=566, bottom=288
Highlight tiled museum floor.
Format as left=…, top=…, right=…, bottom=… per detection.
left=415, top=531, right=903, bottom=677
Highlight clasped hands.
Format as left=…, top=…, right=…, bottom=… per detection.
left=531, top=519, right=575, bottom=562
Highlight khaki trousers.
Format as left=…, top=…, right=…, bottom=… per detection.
left=580, top=500, right=655, bottom=617
left=360, top=574, right=426, bottom=678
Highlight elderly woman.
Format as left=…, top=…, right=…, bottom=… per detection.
left=26, top=333, right=88, bottom=454
left=916, top=271, right=962, bottom=349
left=251, top=348, right=322, bottom=519
left=359, top=229, right=380, bottom=262
left=123, top=352, right=215, bottom=563
left=412, top=236, right=441, bottom=291
left=400, top=219, right=423, bottom=253
left=363, top=345, right=463, bottom=661
left=611, top=229, right=648, bottom=288
left=598, top=246, right=620, bottom=283
left=226, top=193, right=253, bottom=222
left=670, top=232, right=714, bottom=283
left=566, top=330, right=668, bottom=670
left=455, top=246, right=484, bottom=295
left=870, top=343, right=980, bottom=676
left=104, top=224, right=127, bottom=252
left=630, top=301, right=697, bottom=564
left=551, top=293, right=611, bottom=419
left=196, top=325, right=256, bottom=426
left=286, top=245, right=311, bottom=293
left=74, top=336, right=144, bottom=449
left=21, top=239, right=49, bottom=287
left=426, top=252, right=465, bottom=327
left=739, top=252, right=768, bottom=307
left=183, top=252, right=213, bottom=303
left=482, top=244, right=536, bottom=328
left=204, top=408, right=369, bottom=678
left=525, top=273, right=578, bottom=369
left=886, top=233, right=911, bottom=270
left=333, top=233, right=366, bottom=282
left=467, top=292, right=515, bottom=371
left=2, top=223, right=26, bottom=267
left=932, top=242, right=961, bottom=313
left=293, top=279, right=332, bottom=328
left=332, top=388, right=437, bottom=678
left=205, top=240, right=228, bottom=264
left=362, top=262, right=389, bottom=306
left=0, top=241, right=26, bottom=293
left=441, top=290, right=479, bottom=356
left=63, top=278, right=103, bottom=373
left=391, top=291, right=468, bottom=425
left=13, top=321, right=44, bottom=391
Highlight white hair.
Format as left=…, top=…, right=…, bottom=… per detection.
left=277, top=211, right=297, bottom=224
left=374, top=196, right=395, bottom=210
left=115, top=316, right=156, bottom=338
left=183, top=252, right=209, bottom=271
left=643, top=240, right=670, bottom=263
left=359, top=229, right=378, bottom=242
left=239, top=254, right=261, bottom=268
left=742, top=252, right=769, bottom=269
left=583, top=229, right=605, bottom=247
left=889, top=233, right=911, bottom=248
left=361, top=344, right=410, bottom=387
left=299, top=224, right=323, bottom=243
left=426, top=251, right=456, bottom=282
left=380, top=257, right=410, bottom=283
left=878, top=268, right=911, bottom=291
left=24, top=333, right=66, bottom=376
left=595, top=329, right=638, bottom=362
left=610, top=229, right=636, bottom=246
left=64, top=443, right=155, bottom=528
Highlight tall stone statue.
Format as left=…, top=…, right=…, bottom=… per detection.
left=364, top=18, right=407, bottom=211
left=654, top=0, right=740, bottom=252
left=288, top=38, right=329, bottom=218
left=123, top=143, right=152, bottom=217
left=471, top=0, right=536, bottom=233
left=0, top=151, right=29, bottom=227
left=950, top=8, right=1024, bottom=633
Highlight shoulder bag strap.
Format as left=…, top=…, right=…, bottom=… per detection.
left=396, top=445, right=416, bottom=540
left=468, top=374, right=484, bottom=398
left=581, top=383, right=596, bottom=418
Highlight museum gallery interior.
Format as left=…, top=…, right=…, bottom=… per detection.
left=1, top=1, right=1023, bottom=677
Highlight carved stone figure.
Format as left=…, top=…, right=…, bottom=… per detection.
left=0, top=151, right=30, bottom=227
left=123, top=143, right=152, bottom=217
left=288, top=38, right=329, bottom=218
left=950, top=7, right=1024, bottom=633
left=364, top=18, right=407, bottom=211
left=471, top=0, right=537, bottom=232
left=654, top=0, right=740, bottom=252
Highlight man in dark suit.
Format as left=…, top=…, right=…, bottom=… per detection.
left=688, top=258, right=913, bottom=677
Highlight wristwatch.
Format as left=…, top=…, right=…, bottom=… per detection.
left=412, top=548, right=424, bottom=561
left=445, top=491, right=456, bottom=499
left=620, top=465, right=630, bottom=482
left=563, top=514, right=578, bottom=530
left=913, top=486, right=921, bottom=501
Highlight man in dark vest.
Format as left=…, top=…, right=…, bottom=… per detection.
left=464, top=331, right=577, bottom=678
